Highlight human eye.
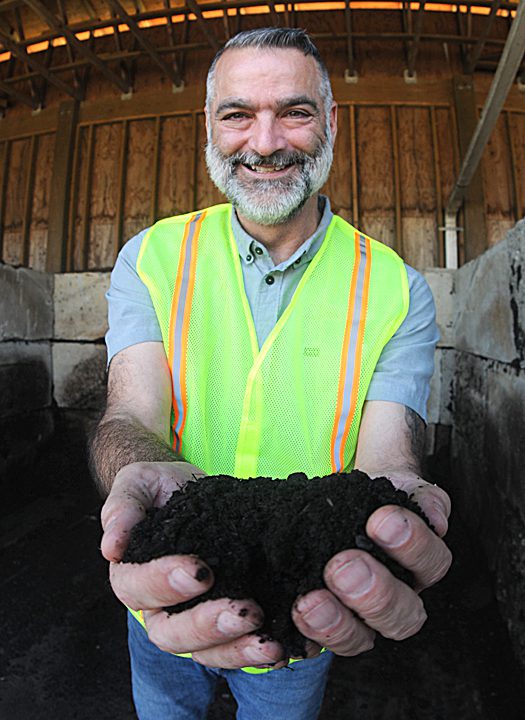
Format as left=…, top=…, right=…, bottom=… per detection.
left=284, top=108, right=312, bottom=119
left=222, top=111, right=250, bottom=121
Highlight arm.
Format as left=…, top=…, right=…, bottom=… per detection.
left=92, top=342, right=285, bottom=669
left=292, top=400, right=452, bottom=657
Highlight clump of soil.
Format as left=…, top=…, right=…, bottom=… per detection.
left=123, top=470, right=430, bottom=657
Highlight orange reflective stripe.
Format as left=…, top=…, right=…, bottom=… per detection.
left=330, top=232, right=371, bottom=472
left=330, top=232, right=361, bottom=472
left=168, top=211, right=206, bottom=452
left=338, top=234, right=371, bottom=470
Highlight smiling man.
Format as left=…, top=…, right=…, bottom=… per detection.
left=91, top=27, right=452, bottom=720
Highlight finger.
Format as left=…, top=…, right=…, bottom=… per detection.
left=109, top=555, right=213, bottom=610
left=192, top=635, right=285, bottom=669
left=366, top=505, right=453, bottom=590
left=324, top=550, right=427, bottom=641
left=143, top=598, right=264, bottom=655
left=409, top=483, right=451, bottom=538
left=293, top=589, right=375, bottom=657
left=100, top=483, right=154, bottom=563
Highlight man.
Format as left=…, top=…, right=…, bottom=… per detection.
left=91, top=27, right=452, bottom=720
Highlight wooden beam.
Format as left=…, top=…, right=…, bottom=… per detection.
left=450, top=75, right=487, bottom=262
left=0, top=27, right=82, bottom=100
left=185, top=0, right=220, bottom=51
left=0, top=139, right=10, bottom=262
left=106, top=0, right=183, bottom=87
left=24, top=0, right=131, bottom=93
left=21, top=132, right=37, bottom=265
left=344, top=0, right=356, bottom=78
left=406, top=1, right=426, bottom=78
left=0, top=76, right=37, bottom=107
left=465, top=0, right=501, bottom=74
left=390, top=105, right=403, bottom=256
left=46, top=100, right=79, bottom=272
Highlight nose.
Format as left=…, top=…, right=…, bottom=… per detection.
left=247, top=114, right=287, bottom=158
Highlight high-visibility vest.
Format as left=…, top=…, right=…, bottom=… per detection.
left=130, top=202, right=409, bottom=673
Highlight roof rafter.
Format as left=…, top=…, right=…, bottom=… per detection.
left=406, top=0, right=427, bottom=77
left=23, top=0, right=131, bottom=93
left=185, top=0, right=220, bottom=51
left=106, top=0, right=183, bottom=87
left=465, top=0, right=502, bottom=74
left=0, top=23, right=82, bottom=99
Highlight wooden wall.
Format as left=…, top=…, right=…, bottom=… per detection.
left=0, top=11, right=523, bottom=272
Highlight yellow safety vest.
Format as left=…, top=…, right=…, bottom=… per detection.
left=130, top=202, right=409, bottom=673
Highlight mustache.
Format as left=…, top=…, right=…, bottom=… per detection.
left=222, top=150, right=310, bottom=170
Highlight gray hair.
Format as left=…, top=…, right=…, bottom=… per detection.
left=205, top=27, right=334, bottom=133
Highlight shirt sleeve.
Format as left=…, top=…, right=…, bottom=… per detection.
left=365, top=265, right=439, bottom=422
left=105, top=228, right=163, bottom=366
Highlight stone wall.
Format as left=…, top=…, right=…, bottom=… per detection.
left=0, top=265, right=54, bottom=505
left=450, top=219, right=525, bottom=669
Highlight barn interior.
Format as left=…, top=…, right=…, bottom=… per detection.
left=0, top=0, right=525, bottom=717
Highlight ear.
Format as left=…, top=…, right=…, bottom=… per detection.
left=329, top=102, right=338, bottom=145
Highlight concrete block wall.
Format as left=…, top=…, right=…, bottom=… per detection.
left=0, top=266, right=54, bottom=496
left=449, top=219, right=525, bottom=669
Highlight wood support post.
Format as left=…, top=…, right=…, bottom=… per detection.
left=46, top=99, right=78, bottom=272
left=452, top=75, right=487, bottom=263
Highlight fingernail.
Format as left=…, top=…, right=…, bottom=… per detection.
left=217, top=610, right=257, bottom=636
left=169, top=567, right=206, bottom=594
left=302, top=598, right=342, bottom=631
left=333, top=558, right=373, bottom=597
left=245, top=644, right=280, bottom=664
left=375, top=509, right=411, bottom=547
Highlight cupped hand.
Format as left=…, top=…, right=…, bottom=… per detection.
left=292, top=478, right=452, bottom=657
left=100, top=461, right=285, bottom=669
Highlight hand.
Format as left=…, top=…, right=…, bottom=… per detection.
left=100, top=461, right=285, bottom=669
left=292, top=477, right=452, bottom=657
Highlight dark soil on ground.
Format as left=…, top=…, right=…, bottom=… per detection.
left=124, top=471, right=429, bottom=656
left=1, top=414, right=525, bottom=719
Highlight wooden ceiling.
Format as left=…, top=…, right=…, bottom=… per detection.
left=0, top=0, right=520, bottom=112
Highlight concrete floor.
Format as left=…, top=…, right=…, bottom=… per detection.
left=1, top=416, right=524, bottom=720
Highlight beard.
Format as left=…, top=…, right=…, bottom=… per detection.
left=205, top=138, right=333, bottom=226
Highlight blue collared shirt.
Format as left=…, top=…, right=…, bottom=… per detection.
left=106, top=198, right=439, bottom=421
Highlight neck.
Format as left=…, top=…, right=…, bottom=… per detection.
left=236, top=195, right=322, bottom=266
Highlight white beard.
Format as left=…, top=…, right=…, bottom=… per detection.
left=205, top=140, right=333, bottom=226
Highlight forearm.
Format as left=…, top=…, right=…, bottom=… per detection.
left=90, top=416, right=180, bottom=496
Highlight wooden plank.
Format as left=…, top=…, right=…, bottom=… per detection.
left=46, top=100, right=79, bottom=272
left=195, top=112, right=223, bottom=209
left=398, top=105, right=437, bottom=267
left=480, top=112, right=514, bottom=246
left=323, top=105, right=351, bottom=223
left=507, top=111, right=525, bottom=219
left=66, top=123, right=81, bottom=271
left=81, top=124, right=94, bottom=270
left=88, top=122, right=121, bottom=269
left=356, top=106, right=395, bottom=248
left=430, top=106, right=444, bottom=267
left=29, top=132, right=55, bottom=271
left=157, top=113, right=194, bottom=218
left=21, top=133, right=37, bottom=266
left=115, top=119, right=129, bottom=253
left=505, top=110, right=520, bottom=225
left=0, top=104, right=58, bottom=141
left=0, top=140, right=9, bottom=262
left=350, top=103, right=359, bottom=226
left=3, top=137, right=30, bottom=266
left=452, top=75, right=487, bottom=263
left=390, top=106, right=403, bottom=257
left=333, top=77, right=453, bottom=107
left=150, top=115, right=161, bottom=226
left=123, top=118, right=156, bottom=242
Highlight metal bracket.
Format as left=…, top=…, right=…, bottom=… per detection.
left=172, top=81, right=185, bottom=94
left=404, top=69, right=417, bottom=84
left=344, top=69, right=358, bottom=84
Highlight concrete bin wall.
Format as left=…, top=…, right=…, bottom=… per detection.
left=450, top=219, right=525, bottom=669
left=0, top=266, right=54, bottom=496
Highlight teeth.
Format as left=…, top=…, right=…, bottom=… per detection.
left=249, top=164, right=288, bottom=173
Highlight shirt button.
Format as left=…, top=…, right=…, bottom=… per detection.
left=246, top=254, right=253, bottom=262
left=265, top=275, right=275, bottom=285
left=255, top=247, right=263, bottom=255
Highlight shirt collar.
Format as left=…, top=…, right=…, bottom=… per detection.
left=231, top=195, right=333, bottom=272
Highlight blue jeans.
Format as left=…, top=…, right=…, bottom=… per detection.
left=127, top=613, right=333, bottom=720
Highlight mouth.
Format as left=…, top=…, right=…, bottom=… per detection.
left=241, top=162, right=296, bottom=176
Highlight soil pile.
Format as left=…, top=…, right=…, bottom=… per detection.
left=123, top=470, right=429, bottom=657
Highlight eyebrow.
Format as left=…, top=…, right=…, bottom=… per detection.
left=215, top=95, right=320, bottom=117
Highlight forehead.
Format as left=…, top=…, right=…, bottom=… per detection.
left=211, top=47, right=322, bottom=109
